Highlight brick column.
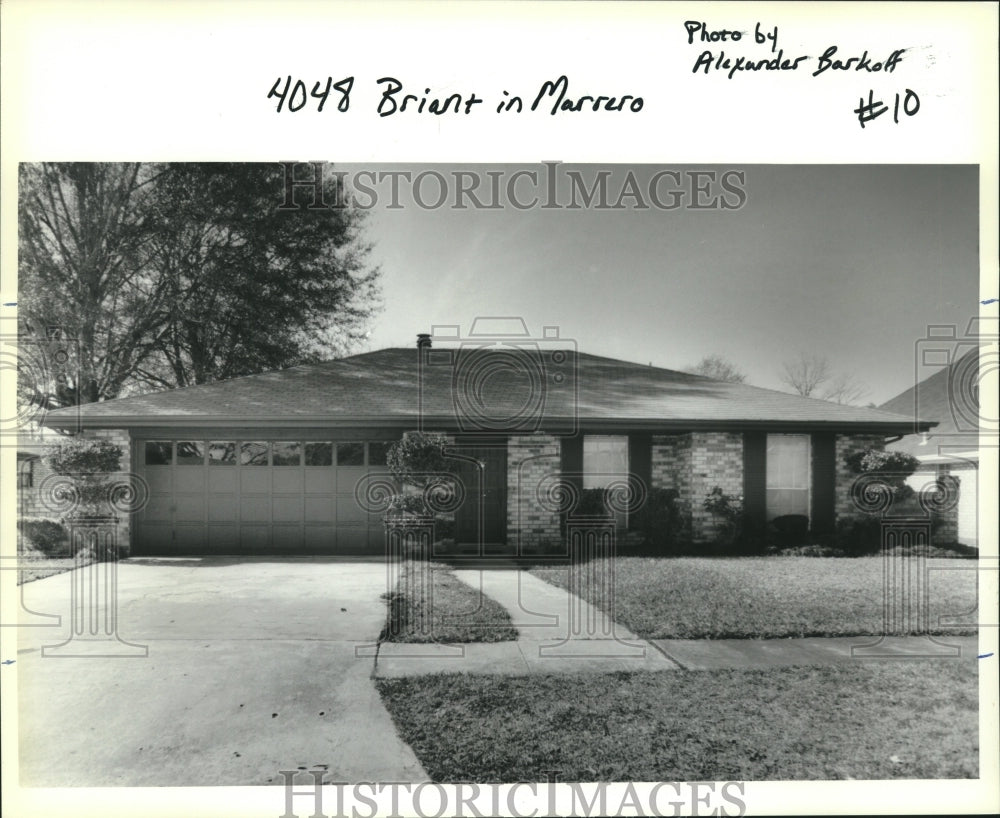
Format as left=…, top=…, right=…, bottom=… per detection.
left=834, top=434, right=886, bottom=526
left=508, top=434, right=561, bottom=550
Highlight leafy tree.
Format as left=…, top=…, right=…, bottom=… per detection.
left=686, top=354, right=747, bottom=384
left=17, top=162, right=381, bottom=409
left=137, top=163, right=380, bottom=389
left=18, top=163, right=168, bottom=406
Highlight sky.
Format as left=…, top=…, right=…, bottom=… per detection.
left=343, top=164, right=979, bottom=405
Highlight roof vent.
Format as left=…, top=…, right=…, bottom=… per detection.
left=416, top=333, right=432, bottom=349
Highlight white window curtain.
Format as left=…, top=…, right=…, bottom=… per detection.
left=766, top=434, right=811, bottom=521
left=583, top=435, right=629, bottom=527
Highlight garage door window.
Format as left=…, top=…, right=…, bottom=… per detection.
left=337, top=442, right=364, bottom=466
left=209, top=441, right=236, bottom=465
left=241, top=441, right=269, bottom=466
left=176, top=441, right=205, bottom=465
left=272, top=441, right=301, bottom=466
left=368, top=441, right=390, bottom=466
left=145, top=441, right=172, bottom=466
left=305, top=442, right=333, bottom=466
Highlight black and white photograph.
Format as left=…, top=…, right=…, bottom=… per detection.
left=1, top=4, right=997, bottom=818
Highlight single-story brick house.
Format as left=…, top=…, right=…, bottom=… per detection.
left=39, top=339, right=936, bottom=556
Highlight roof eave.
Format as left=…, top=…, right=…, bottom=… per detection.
left=40, top=414, right=938, bottom=435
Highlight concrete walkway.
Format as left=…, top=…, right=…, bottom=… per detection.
left=374, top=568, right=981, bottom=678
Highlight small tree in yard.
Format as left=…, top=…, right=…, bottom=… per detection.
left=44, top=438, right=123, bottom=514
left=384, top=433, right=460, bottom=539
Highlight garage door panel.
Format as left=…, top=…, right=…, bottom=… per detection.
left=208, top=469, right=236, bottom=492
left=144, top=495, right=173, bottom=522
left=336, top=525, right=369, bottom=552
left=336, top=466, right=367, bottom=492
left=207, top=524, right=239, bottom=552
left=305, top=470, right=335, bottom=493
left=273, top=470, right=303, bottom=493
left=174, top=495, right=206, bottom=522
left=138, top=437, right=398, bottom=555
left=272, top=495, right=303, bottom=522
left=174, top=524, right=206, bottom=554
left=176, top=469, right=206, bottom=492
left=241, top=525, right=270, bottom=552
left=304, top=496, right=334, bottom=522
left=239, top=497, right=270, bottom=522
left=336, top=495, right=367, bottom=524
left=304, top=525, right=336, bottom=552
left=270, top=524, right=304, bottom=551
left=137, top=523, right=173, bottom=552
left=241, top=470, right=270, bottom=493
left=145, top=469, right=172, bottom=493
left=208, top=495, right=237, bottom=521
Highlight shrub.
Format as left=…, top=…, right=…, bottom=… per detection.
left=632, top=487, right=693, bottom=554
left=703, top=486, right=747, bottom=547
left=45, top=437, right=123, bottom=475
left=18, top=518, right=69, bottom=556
left=386, top=432, right=453, bottom=490
left=572, top=488, right=612, bottom=518
left=43, top=436, right=123, bottom=516
left=834, top=516, right=884, bottom=556
left=844, top=448, right=920, bottom=503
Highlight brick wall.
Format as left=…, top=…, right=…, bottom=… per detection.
left=689, top=432, right=744, bottom=542
left=834, top=433, right=886, bottom=524
left=507, top=433, right=562, bottom=548
left=652, top=431, right=743, bottom=543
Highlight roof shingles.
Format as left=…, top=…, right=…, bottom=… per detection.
left=42, top=348, right=931, bottom=430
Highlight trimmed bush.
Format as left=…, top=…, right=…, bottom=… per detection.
left=18, top=518, right=69, bottom=556
left=632, top=487, right=693, bottom=554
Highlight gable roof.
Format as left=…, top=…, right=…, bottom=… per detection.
left=880, top=347, right=979, bottom=457
left=42, top=347, right=933, bottom=432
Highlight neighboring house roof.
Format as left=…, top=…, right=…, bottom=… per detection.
left=41, top=347, right=934, bottom=432
left=880, top=347, right=980, bottom=459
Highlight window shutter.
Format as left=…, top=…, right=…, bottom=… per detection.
left=811, top=432, right=836, bottom=538
left=743, top=432, right=767, bottom=534
left=628, top=433, right=651, bottom=529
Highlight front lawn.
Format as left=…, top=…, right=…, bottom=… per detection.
left=381, top=561, right=518, bottom=643
left=15, top=543, right=91, bottom=585
left=530, top=556, right=978, bottom=639
left=377, top=661, right=977, bottom=781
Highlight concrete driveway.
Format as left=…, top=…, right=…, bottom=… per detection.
left=14, top=558, right=427, bottom=786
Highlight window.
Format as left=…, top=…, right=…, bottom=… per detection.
left=304, top=442, right=333, bottom=466
left=241, top=441, right=269, bottom=466
left=145, top=441, right=172, bottom=466
left=336, top=442, right=364, bottom=467
left=766, top=434, right=810, bottom=521
left=583, top=435, right=629, bottom=526
left=208, top=441, right=236, bottom=465
left=272, top=441, right=301, bottom=466
left=583, top=435, right=629, bottom=489
left=176, top=441, right=205, bottom=465
left=368, top=441, right=390, bottom=467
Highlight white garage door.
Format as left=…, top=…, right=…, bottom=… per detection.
left=135, top=438, right=392, bottom=555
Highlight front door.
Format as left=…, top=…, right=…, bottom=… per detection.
left=452, top=440, right=508, bottom=547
